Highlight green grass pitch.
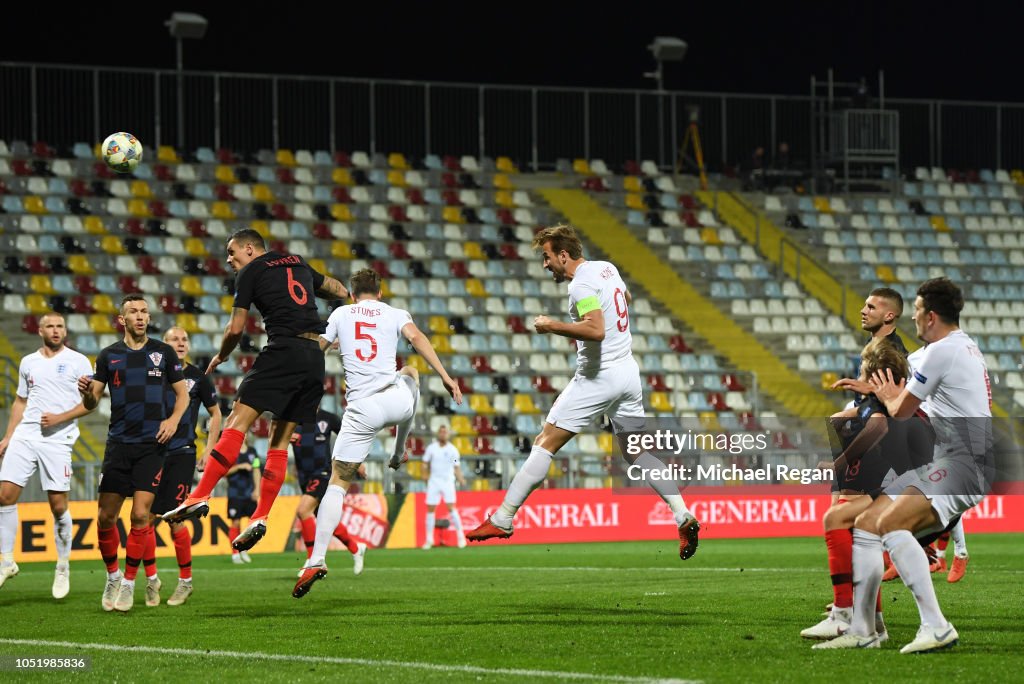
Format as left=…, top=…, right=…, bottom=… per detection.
left=1, top=535, right=1022, bottom=683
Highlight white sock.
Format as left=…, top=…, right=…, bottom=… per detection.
left=449, top=508, right=464, bottom=532
left=181, top=577, right=192, bottom=584
left=850, top=529, right=884, bottom=636
left=493, top=445, right=552, bottom=527
left=54, top=510, right=72, bottom=562
left=424, top=513, right=435, bottom=544
left=883, top=529, right=948, bottom=627
left=0, top=505, right=17, bottom=558
left=107, top=570, right=122, bottom=580
left=632, top=452, right=692, bottom=525
left=950, top=519, right=968, bottom=557
left=121, top=578, right=135, bottom=590
left=147, top=573, right=159, bottom=583
left=309, top=484, right=345, bottom=566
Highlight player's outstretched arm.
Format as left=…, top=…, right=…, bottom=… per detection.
left=0, top=395, right=27, bottom=457
left=315, top=276, right=349, bottom=301
left=208, top=307, right=248, bottom=374
left=402, top=322, right=463, bottom=404
left=534, top=308, right=605, bottom=342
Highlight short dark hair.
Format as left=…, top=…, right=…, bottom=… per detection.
left=869, top=287, right=903, bottom=319
left=917, top=277, right=963, bottom=325
left=120, top=294, right=147, bottom=313
left=229, top=228, right=266, bottom=250
left=531, top=224, right=584, bottom=260
left=350, top=268, right=382, bottom=297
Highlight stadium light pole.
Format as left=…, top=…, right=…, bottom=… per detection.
left=166, top=12, right=209, bottom=152
left=644, top=37, right=687, bottom=168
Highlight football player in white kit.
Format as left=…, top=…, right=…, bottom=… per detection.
left=466, top=225, right=700, bottom=559
left=0, top=313, right=93, bottom=598
left=819, top=278, right=992, bottom=653
left=293, top=268, right=462, bottom=597
left=421, top=425, right=467, bottom=549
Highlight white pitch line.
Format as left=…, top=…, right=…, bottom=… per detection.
left=0, top=638, right=699, bottom=684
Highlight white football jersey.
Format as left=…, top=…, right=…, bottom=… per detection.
left=567, top=260, right=633, bottom=375
left=906, top=346, right=929, bottom=414
left=12, top=347, right=92, bottom=443
left=322, top=300, right=413, bottom=401
left=423, top=440, right=460, bottom=484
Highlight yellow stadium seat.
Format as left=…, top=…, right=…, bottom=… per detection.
left=130, top=180, right=153, bottom=198
left=68, top=255, right=95, bottom=275
left=820, top=372, right=839, bottom=390
left=405, top=355, right=429, bottom=373
left=184, top=238, right=209, bottom=257
left=332, top=168, right=353, bottom=186
left=89, top=313, right=115, bottom=333
left=388, top=153, right=409, bottom=170
left=494, top=190, right=515, bottom=208
left=450, top=415, right=476, bottom=436
left=276, top=149, right=297, bottom=167
left=307, top=258, right=328, bottom=275
left=331, top=241, right=352, bottom=259
left=92, top=143, right=103, bottom=159
left=492, top=173, right=513, bottom=190
left=463, top=242, right=484, bottom=260
left=469, top=394, right=496, bottom=415
left=1012, top=169, right=1024, bottom=185
left=127, top=199, right=150, bottom=217
left=442, top=207, right=464, bottom=224
left=514, top=394, right=541, bottom=414
left=363, top=481, right=383, bottom=494
left=24, top=196, right=46, bottom=214
left=929, top=215, right=950, bottom=232
left=465, top=278, right=487, bottom=297
left=649, top=392, right=673, bottom=412
left=252, top=184, right=275, bottom=202
left=407, top=461, right=423, bottom=479
left=100, top=236, right=126, bottom=255
left=158, top=146, right=181, bottom=163
left=813, top=196, right=832, bottom=213
left=623, top=176, right=643, bottom=193
left=548, top=461, right=563, bottom=478
left=175, top=313, right=201, bottom=334
left=215, top=165, right=238, bottom=183
left=572, top=159, right=591, bottom=174
left=331, top=204, right=353, bottom=221
left=471, top=479, right=491, bottom=491
left=386, top=169, right=406, bottom=187
left=428, top=316, right=450, bottom=335
left=598, top=433, right=615, bottom=454
left=84, top=216, right=106, bottom=234
left=430, top=335, right=453, bottom=353
left=25, top=294, right=50, bottom=313
left=700, top=228, right=722, bottom=245
left=180, top=275, right=204, bottom=296
left=496, top=156, right=518, bottom=173
left=379, top=280, right=393, bottom=298
left=452, top=436, right=475, bottom=455
left=220, top=295, right=235, bottom=312
left=249, top=221, right=270, bottom=238
left=698, top=412, right=721, bottom=431
left=876, top=265, right=897, bottom=284
left=92, top=294, right=117, bottom=314
left=625, top=193, right=646, bottom=211
left=212, top=202, right=236, bottom=219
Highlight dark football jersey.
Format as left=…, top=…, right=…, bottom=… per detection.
left=164, top=362, right=218, bottom=452
left=232, top=251, right=327, bottom=340
left=94, top=339, right=185, bottom=444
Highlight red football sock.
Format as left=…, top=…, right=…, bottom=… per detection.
left=143, top=525, right=158, bottom=578
left=825, top=528, right=854, bottom=609
left=173, top=526, right=193, bottom=580
left=250, top=449, right=288, bottom=520
left=300, top=517, right=317, bottom=559
left=937, top=531, right=950, bottom=552
left=229, top=525, right=240, bottom=554
left=124, top=526, right=149, bottom=581
left=97, top=525, right=121, bottom=574
left=876, top=587, right=883, bottom=613
left=190, top=428, right=245, bottom=500
left=882, top=550, right=891, bottom=569
left=334, top=521, right=359, bottom=554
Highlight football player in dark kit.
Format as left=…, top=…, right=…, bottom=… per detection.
left=291, top=410, right=367, bottom=575
left=147, top=326, right=223, bottom=606
left=162, top=229, right=348, bottom=553
left=78, top=294, right=189, bottom=613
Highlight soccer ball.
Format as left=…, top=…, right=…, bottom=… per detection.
left=101, top=132, right=143, bottom=173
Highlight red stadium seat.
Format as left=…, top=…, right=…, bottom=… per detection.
left=149, top=200, right=170, bottom=218
left=245, top=318, right=265, bottom=334
left=388, top=243, right=410, bottom=259
left=32, top=141, right=55, bottom=158
left=471, top=416, right=497, bottom=435
left=70, top=179, right=91, bottom=197
left=123, top=219, right=146, bottom=236
left=499, top=244, right=521, bottom=261
left=217, top=148, right=240, bottom=164
left=153, top=165, right=175, bottom=182
left=772, top=432, right=796, bottom=450
left=406, top=188, right=425, bottom=205
left=623, top=160, right=642, bottom=176
left=497, top=208, right=515, bottom=225
left=203, top=257, right=226, bottom=275
left=332, top=151, right=352, bottom=167
left=118, top=276, right=139, bottom=294
left=506, top=316, right=527, bottom=334
left=269, top=240, right=287, bottom=254
left=26, top=256, right=49, bottom=274
left=440, top=172, right=458, bottom=189
left=271, top=204, right=292, bottom=220
left=11, top=160, right=33, bottom=177
left=441, top=190, right=461, bottom=206
left=707, top=392, right=730, bottom=411
left=138, top=256, right=161, bottom=274
left=275, top=168, right=297, bottom=184
left=323, top=376, right=338, bottom=394
left=215, top=185, right=236, bottom=201
left=722, top=374, right=746, bottom=392
left=409, top=437, right=426, bottom=456
left=312, top=223, right=332, bottom=240
left=442, top=156, right=461, bottom=171
left=739, top=412, right=762, bottom=431
left=70, top=295, right=94, bottom=313
left=679, top=194, right=698, bottom=210
left=471, top=355, right=494, bottom=373
left=92, top=162, right=115, bottom=179
left=331, top=186, right=352, bottom=203
left=456, top=377, right=472, bottom=395
left=21, top=315, right=39, bottom=334
left=580, top=177, right=608, bottom=192
left=251, top=417, right=271, bottom=438
left=682, top=212, right=701, bottom=228
left=370, top=260, right=393, bottom=278
left=669, top=335, right=692, bottom=353
left=473, top=437, right=496, bottom=455
left=237, top=355, right=257, bottom=374
left=214, top=376, right=237, bottom=396
left=159, top=295, right=181, bottom=314
left=387, top=205, right=409, bottom=222
left=74, top=276, right=98, bottom=294
left=532, top=376, right=555, bottom=393
left=188, top=220, right=209, bottom=238
left=646, top=374, right=669, bottom=392
left=449, top=261, right=470, bottom=278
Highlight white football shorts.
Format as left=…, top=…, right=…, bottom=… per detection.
left=0, top=437, right=73, bottom=492
left=883, top=456, right=986, bottom=537
left=425, top=480, right=457, bottom=506
left=333, top=375, right=417, bottom=464
left=545, top=357, right=645, bottom=434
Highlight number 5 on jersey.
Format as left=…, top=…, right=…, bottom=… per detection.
left=355, top=322, right=378, bottom=361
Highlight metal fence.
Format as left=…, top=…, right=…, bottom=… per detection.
left=3, top=61, right=1024, bottom=172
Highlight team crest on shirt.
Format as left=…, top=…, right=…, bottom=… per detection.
left=57, top=364, right=68, bottom=376
left=149, top=352, right=163, bottom=366
left=185, top=379, right=196, bottom=393
left=318, top=420, right=328, bottom=434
